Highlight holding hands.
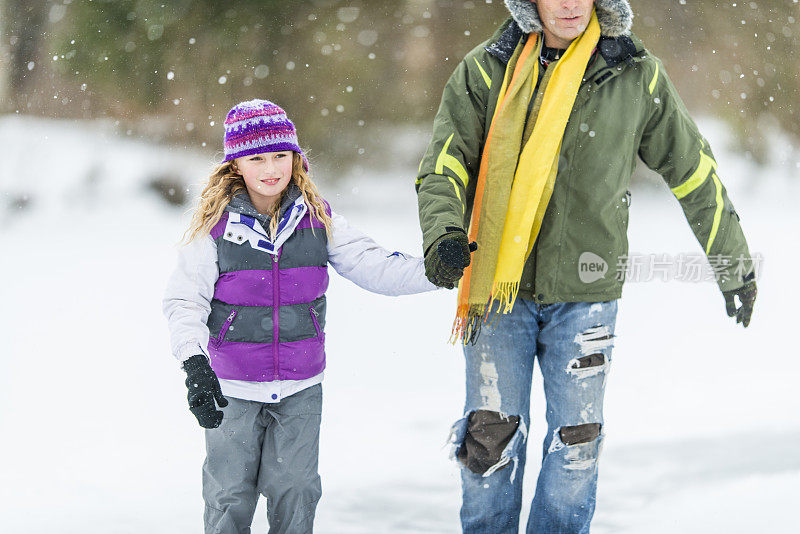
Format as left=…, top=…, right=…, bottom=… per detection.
left=424, top=229, right=477, bottom=289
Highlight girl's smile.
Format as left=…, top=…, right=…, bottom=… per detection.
left=234, top=150, right=294, bottom=214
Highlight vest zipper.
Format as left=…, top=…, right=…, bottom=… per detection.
left=309, top=305, right=321, bottom=337
left=214, top=309, right=237, bottom=345
left=272, top=249, right=281, bottom=381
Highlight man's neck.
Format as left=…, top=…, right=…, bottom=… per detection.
left=540, top=43, right=567, bottom=67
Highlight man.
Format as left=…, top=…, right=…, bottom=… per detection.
left=415, top=0, right=757, bottom=532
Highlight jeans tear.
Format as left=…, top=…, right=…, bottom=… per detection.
left=547, top=424, right=603, bottom=471
left=566, top=353, right=610, bottom=379
left=447, top=411, right=528, bottom=484
left=559, top=423, right=601, bottom=445
left=573, top=353, right=605, bottom=368
left=569, top=325, right=613, bottom=378
left=483, top=418, right=527, bottom=483
left=446, top=414, right=469, bottom=459
left=574, top=324, right=614, bottom=352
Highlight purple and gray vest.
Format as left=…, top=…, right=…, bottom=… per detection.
left=206, top=194, right=330, bottom=382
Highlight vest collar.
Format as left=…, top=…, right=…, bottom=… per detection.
left=227, top=182, right=303, bottom=227
left=225, top=194, right=308, bottom=255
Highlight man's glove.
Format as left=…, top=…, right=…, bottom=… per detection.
left=424, top=229, right=477, bottom=289
left=723, top=278, right=757, bottom=328
left=183, top=355, right=228, bottom=429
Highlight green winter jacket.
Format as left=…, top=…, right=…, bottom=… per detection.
left=416, top=19, right=753, bottom=304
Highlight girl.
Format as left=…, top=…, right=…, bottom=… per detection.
left=162, top=99, right=435, bottom=533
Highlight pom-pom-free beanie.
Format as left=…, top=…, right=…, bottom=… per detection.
left=222, top=99, right=308, bottom=170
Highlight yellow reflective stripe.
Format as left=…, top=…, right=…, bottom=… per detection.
left=416, top=133, right=469, bottom=196
left=415, top=159, right=424, bottom=185
left=705, top=173, right=724, bottom=254
left=441, top=154, right=469, bottom=187
left=473, top=57, right=492, bottom=89
left=436, top=133, right=469, bottom=187
left=671, top=150, right=718, bottom=200
left=448, top=177, right=463, bottom=203
left=435, top=134, right=455, bottom=174
left=648, top=62, right=660, bottom=94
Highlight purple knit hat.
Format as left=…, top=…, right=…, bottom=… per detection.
left=222, top=99, right=309, bottom=171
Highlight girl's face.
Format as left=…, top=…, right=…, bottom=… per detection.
left=234, top=150, right=293, bottom=212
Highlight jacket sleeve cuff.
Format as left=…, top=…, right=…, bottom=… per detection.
left=714, top=256, right=757, bottom=292
left=175, top=341, right=207, bottom=363
left=423, top=225, right=465, bottom=256
left=716, top=270, right=755, bottom=293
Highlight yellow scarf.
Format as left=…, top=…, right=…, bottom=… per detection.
left=453, top=12, right=601, bottom=343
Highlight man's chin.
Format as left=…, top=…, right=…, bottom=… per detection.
left=554, top=27, right=587, bottom=43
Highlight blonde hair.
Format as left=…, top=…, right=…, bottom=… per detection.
left=182, top=152, right=333, bottom=244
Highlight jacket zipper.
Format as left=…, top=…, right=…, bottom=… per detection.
left=214, top=309, right=237, bottom=345
left=272, top=248, right=281, bottom=380
left=309, top=305, right=321, bottom=337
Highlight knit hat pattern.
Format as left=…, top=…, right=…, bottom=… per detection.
left=222, top=99, right=308, bottom=170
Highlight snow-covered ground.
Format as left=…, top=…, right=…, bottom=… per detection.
left=1, top=115, right=798, bottom=533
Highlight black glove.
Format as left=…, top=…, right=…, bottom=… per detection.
left=722, top=278, right=757, bottom=328
left=424, top=229, right=477, bottom=289
left=183, top=355, right=228, bottom=429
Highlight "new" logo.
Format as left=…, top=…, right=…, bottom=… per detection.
left=578, top=252, right=608, bottom=284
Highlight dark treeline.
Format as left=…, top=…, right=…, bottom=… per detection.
left=1, top=0, right=797, bottom=167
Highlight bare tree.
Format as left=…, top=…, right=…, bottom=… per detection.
left=3, top=0, right=48, bottom=109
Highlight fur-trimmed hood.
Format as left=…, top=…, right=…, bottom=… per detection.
left=505, top=0, right=633, bottom=38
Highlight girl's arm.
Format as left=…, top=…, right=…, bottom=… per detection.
left=327, top=210, right=438, bottom=296
left=162, top=235, right=219, bottom=362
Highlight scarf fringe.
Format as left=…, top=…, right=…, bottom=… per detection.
left=450, top=281, right=520, bottom=345
left=451, top=303, right=485, bottom=346
left=489, top=281, right=520, bottom=316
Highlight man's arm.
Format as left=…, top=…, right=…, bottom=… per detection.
left=416, top=50, right=493, bottom=255
left=637, top=56, right=755, bottom=295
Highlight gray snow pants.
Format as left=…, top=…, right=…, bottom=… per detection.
left=202, top=384, right=323, bottom=534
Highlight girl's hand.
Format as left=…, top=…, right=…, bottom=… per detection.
left=182, top=355, right=229, bottom=428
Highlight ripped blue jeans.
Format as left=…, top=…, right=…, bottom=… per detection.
left=451, top=299, right=618, bottom=534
